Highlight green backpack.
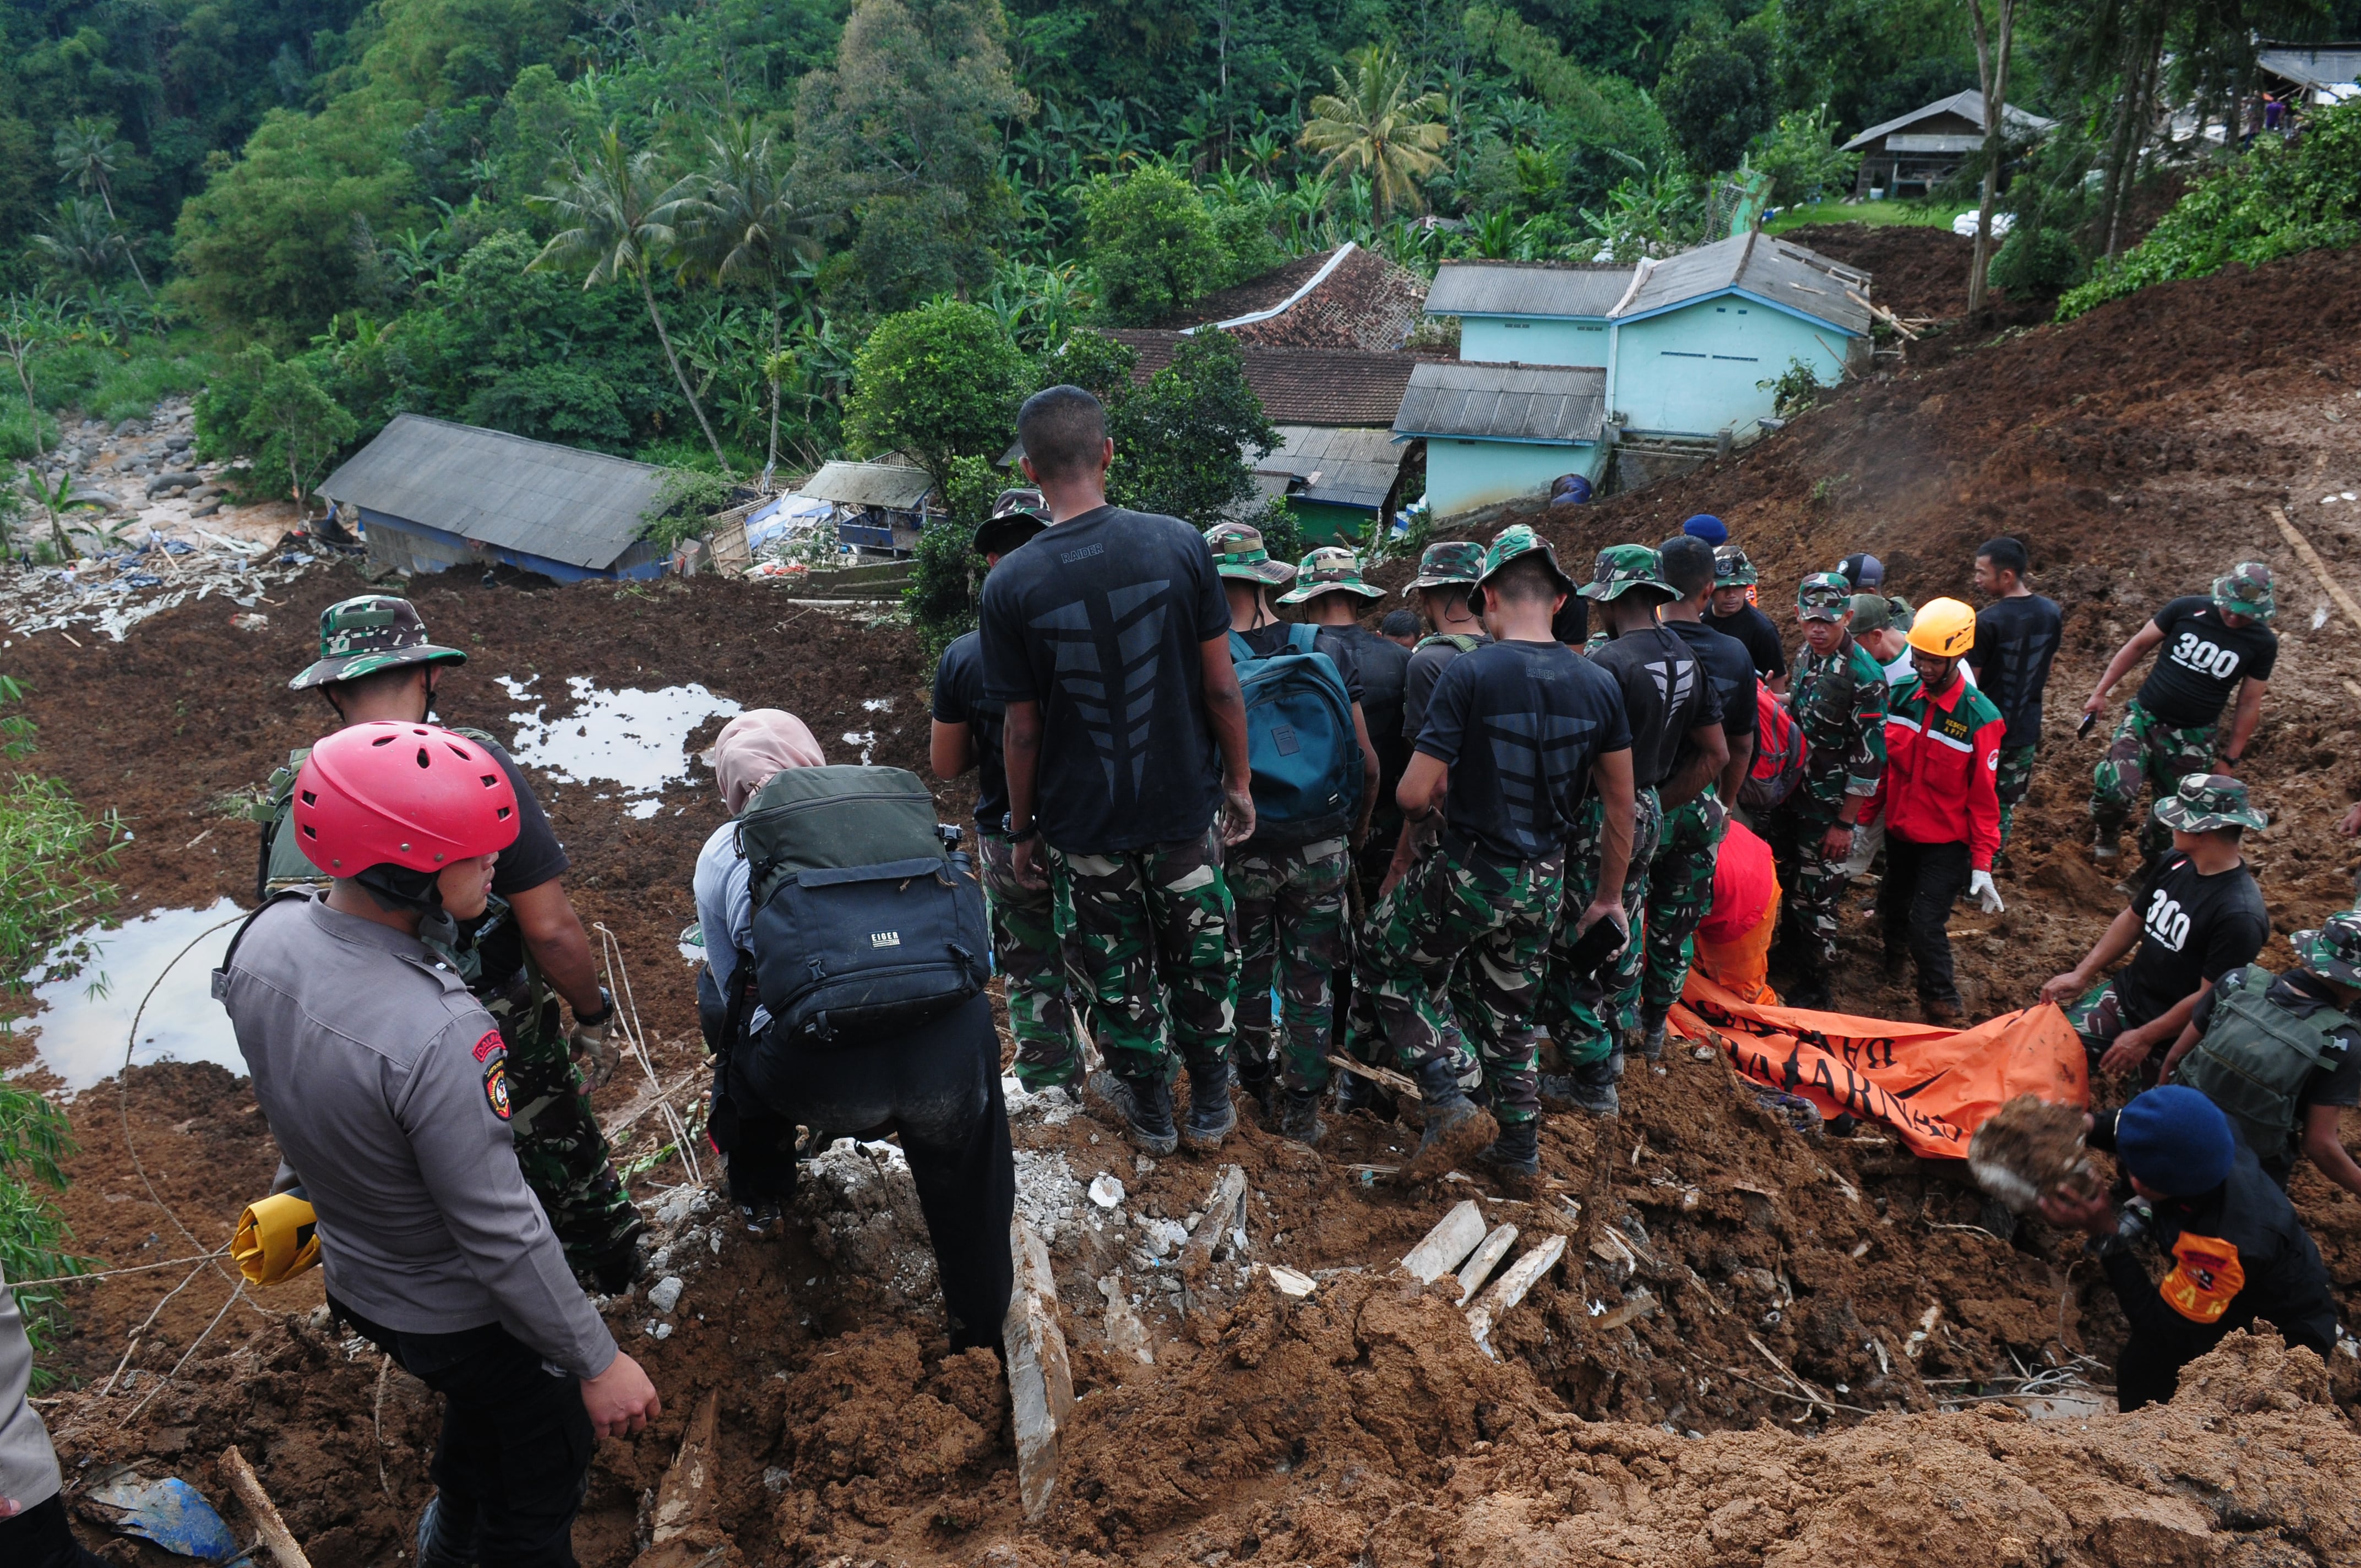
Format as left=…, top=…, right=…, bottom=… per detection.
left=255, top=727, right=502, bottom=902
left=2170, top=965, right=2346, bottom=1159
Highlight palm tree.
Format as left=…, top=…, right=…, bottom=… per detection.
left=52, top=118, right=151, bottom=301
left=29, top=200, right=130, bottom=289
left=527, top=124, right=731, bottom=472
left=664, top=121, right=824, bottom=486
left=1297, top=46, right=1449, bottom=217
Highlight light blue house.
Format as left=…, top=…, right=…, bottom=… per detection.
left=1406, top=234, right=1871, bottom=515
left=1391, top=362, right=1608, bottom=516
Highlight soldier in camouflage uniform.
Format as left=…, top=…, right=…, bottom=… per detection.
left=2085, top=562, right=2278, bottom=868
left=271, top=597, right=644, bottom=1289
left=1359, top=527, right=1636, bottom=1181
left=931, top=491, right=1083, bottom=1092
left=1764, top=573, right=1889, bottom=1010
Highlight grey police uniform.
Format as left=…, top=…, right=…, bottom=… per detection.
left=1, top=1262, right=61, bottom=1511
left=217, top=892, right=614, bottom=1376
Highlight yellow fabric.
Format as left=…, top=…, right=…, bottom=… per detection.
left=233, top=1193, right=322, bottom=1286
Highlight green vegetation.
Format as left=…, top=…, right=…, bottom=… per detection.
left=1765, top=199, right=1949, bottom=233
left=2060, top=99, right=2361, bottom=320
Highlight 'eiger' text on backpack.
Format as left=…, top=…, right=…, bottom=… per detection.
left=1230, top=625, right=1362, bottom=846
left=733, top=765, right=988, bottom=1048
left=1740, top=685, right=1807, bottom=812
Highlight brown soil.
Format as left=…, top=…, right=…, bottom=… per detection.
left=1970, top=1095, right=2103, bottom=1214
left=14, top=242, right=2361, bottom=1568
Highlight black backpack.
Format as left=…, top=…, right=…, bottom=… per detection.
left=730, top=765, right=988, bottom=1050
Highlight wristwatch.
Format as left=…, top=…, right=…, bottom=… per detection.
left=1003, top=814, right=1041, bottom=845
left=575, top=986, right=616, bottom=1028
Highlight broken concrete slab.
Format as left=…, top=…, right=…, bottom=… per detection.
left=1097, top=1273, right=1155, bottom=1364
left=1400, top=1200, right=1486, bottom=1284
left=629, top=1389, right=731, bottom=1568
left=1004, top=1216, right=1076, bottom=1521
left=1454, top=1223, right=1519, bottom=1306
left=1264, top=1265, right=1317, bottom=1298
left=1466, top=1233, right=1568, bottom=1347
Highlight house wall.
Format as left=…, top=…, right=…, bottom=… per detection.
left=1283, top=498, right=1375, bottom=546
left=1459, top=316, right=1611, bottom=368
left=1612, top=300, right=1853, bottom=437
left=355, top=508, right=665, bottom=582
left=1424, top=440, right=1600, bottom=518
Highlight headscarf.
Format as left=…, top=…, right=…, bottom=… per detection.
left=712, top=709, right=825, bottom=814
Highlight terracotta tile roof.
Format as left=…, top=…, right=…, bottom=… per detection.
left=1151, top=245, right=1429, bottom=352
left=1102, top=331, right=1421, bottom=426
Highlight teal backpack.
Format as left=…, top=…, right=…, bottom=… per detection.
left=1229, top=625, right=1361, bottom=847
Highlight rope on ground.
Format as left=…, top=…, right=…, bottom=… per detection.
left=591, top=923, right=703, bottom=1186
left=372, top=1354, right=394, bottom=1505
left=118, top=1278, right=244, bottom=1427
left=10, top=1248, right=229, bottom=1289
left=113, top=911, right=259, bottom=1310
left=98, top=1257, right=214, bottom=1396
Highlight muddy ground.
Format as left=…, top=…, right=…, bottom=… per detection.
left=12, top=236, right=2361, bottom=1567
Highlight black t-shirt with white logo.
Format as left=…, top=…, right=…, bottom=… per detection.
left=1704, top=602, right=1787, bottom=681
left=1414, top=639, right=1630, bottom=863
left=1966, top=594, right=2063, bottom=749
left=931, top=630, right=1005, bottom=829
left=979, top=505, right=1232, bottom=854
left=2114, top=851, right=2271, bottom=1028
left=1665, top=618, right=1756, bottom=750
left=2134, top=595, right=2278, bottom=728
left=1587, top=624, right=1724, bottom=791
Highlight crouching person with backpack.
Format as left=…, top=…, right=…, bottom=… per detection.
left=695, top=711, right=1015, bottom=1352
left=1208, top=526, right=1380, bottom=1144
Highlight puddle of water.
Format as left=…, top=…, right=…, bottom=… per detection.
left=18, top=900, right=248, bottom=1091
left=497, top=675, right=741, bottom=798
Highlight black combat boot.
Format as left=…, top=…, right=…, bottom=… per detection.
left=1182, top=1056, right=1237, bottom=1150
left=1279, top=1087, right=1326, bottom=1146
left=1087, top=1069, right=1178, bottom=1156
left=1402, top=1054, right=1498, bottom=1182
left=1231, top=1038, right=1279, bottom=1125
left=1477, top=1117, right=1540, bottom=1182
left=1566, top=1049, right=1623, bottom=1116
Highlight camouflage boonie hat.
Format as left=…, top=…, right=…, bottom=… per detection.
left=1577, top=544, right=1679, bottom=603
left=2293, top=910, right=2361, bottom=988
left=1472, top=524, right=1574, bottom=594
left=973, top=487, right=1050, bottom=554
left=288, top=596, right=467, bottom=692
left=1796, top=571, right=1853, bottom=622
left=1204, top=522, right=1296, bottom=585
left=1712, top=545, right=1758, bottom=587
left=2152, top=772, right=2267, bottom=835
left=1276, top=546, right=1383, bottom=605
left=2211, top=560, right=2277, bottom=624
left=1402, top=540, right=1488, bottom=594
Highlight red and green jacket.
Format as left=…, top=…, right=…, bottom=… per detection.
left=1869, top=671, right=2005, bottom=870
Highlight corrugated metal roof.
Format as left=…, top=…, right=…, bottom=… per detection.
left=1843, top=90, right=2057, bottom=151
left=1614, top=232, right=1873, bottom=334
left=796, top=461, right=934, bottom=509
left=1423, top=262, right=1636, bottom=319
left=2257, top=45, right=2361, bottom=89
left=318, top=414, right=670, bottom=571
left=1259, top=425, right=1405, bottom=509
left=1392, top=362, right=1607, bottom=444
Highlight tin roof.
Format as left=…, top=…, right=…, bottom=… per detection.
left=1843, top=90, right=2058, bottom=151
left=2256, top=44, right=2361, bottom=89
left=796, top=460, right=935, bottom=510
left=318, top=414, right=670, bottom=571
left=1392, top=362, right=1607, bottom=444
left=1615, top=232, right=1874, bottom=334
left=1424, top=262, right=1636, bottom=319
left=1259, top=425, right=1406, bottom=509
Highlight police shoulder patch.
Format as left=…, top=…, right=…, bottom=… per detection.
left=473, top=1028, right=510, bottom=1120
left=2161, top=1231, right=2245, bottom=1325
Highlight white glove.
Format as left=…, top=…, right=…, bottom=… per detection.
left=569, top=987, right=621, bottom=1088
left=1968, top=869, right=2004, bottom=914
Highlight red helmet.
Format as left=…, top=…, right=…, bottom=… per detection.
left=292, top=722, right=520, bottom=878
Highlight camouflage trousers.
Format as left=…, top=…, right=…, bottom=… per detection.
left=1535, top=786, right=1663, bottom=1069
left=978, top=831, right=1082, bottom=1090
left=1048, top=829, right=1238, bottom=1081
left=479, top=967, right=643, bottom=1269
left=1353, top=839, right=1563, bottom=1124
left=1995, top=743, right=2037, bottom=849
left=1642, top=789, right=1729, bottom=1023
left=2090, top=701, right=2217, bottom=864
left=1230, top=836, right=1351, bottom=1094
left=1764, top=797, right=1859, bottom=972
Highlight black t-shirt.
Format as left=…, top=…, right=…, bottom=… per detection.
left=1234, top=621, right=1366, bottom=705
left=979, top=505, right=1231, bottom=854
left=1665, top=617, right=1756, bottom=747
left=459, top=738, right=570, bottom=985
left=1415, top=639, right=1630, bottom=863
left=2114, top=852, right=2271, bottom=1028
left=1404, top=631, right=1490, bottom=742
left=1966, top=594, right=2063, bottom=750
left=1586, top=624, right=1724, bottom=790
left=2190, top=969, right=2361, bottom=1145
left=2134, top=595, right=2278, bottom=728
left=1326, top=623, right=1410, bottom=799
left=1705, top=602, right=1787, bottom=681
left=1551, top=597, right=1590, bottom=648
left=931, top=630, right=1005, bottom=829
